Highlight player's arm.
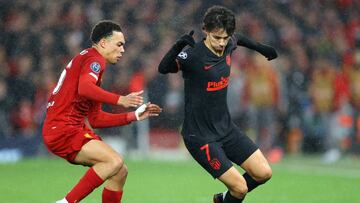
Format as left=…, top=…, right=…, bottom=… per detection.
left=78, top=59, right=143, bottom=107
left=88, top=102, right=162, bottom=128
left=234, top=33, right=278, bottom=60
left=158, top=30, right=195, bottom=74
left=78, top=74, right=119, bottom=105
left=87, top=102, right=135, bottom=128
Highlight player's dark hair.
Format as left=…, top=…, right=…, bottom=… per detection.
left=91, top=20, right=122, bottom=44
left=203, top=5, right=235, bottom=36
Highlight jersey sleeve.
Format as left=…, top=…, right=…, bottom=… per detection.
left=176, top=48, right=192, bottom=72
left=233, top=33, right=257, bottom=51
left=228, top=35, right=238, bottom=53
left=78, top=57, right=120, bottom=105
left=87, top=102, right=137, bottom=128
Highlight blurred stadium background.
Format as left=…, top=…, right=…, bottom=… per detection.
left=0, top=0, right=360, bottom=202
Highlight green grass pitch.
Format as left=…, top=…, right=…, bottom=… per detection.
left=0, top=155, right=359, bottom=203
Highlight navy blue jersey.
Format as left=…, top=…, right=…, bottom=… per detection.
left=176, top=36, right=238, bottom=142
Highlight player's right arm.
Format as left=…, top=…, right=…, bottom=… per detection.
left=117, top=91, right=144, bottom=108
left=158, top=31, right=195, bottom=74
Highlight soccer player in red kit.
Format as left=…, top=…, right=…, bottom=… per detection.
left=42, top=20, right=162, bottom=203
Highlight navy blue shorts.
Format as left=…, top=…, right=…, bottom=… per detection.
left=183, top=127, right=258, bottom=179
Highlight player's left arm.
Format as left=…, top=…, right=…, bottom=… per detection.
left=88, top=102, right=162, bottom=128
left=234, top=33, right=278, bottom=60
left=88, top=102, right=134, bottom=128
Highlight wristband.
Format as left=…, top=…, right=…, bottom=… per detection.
left=135, top=104, right=147, bottom=120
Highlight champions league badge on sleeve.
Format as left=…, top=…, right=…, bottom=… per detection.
left=178, top=51, right=188, bottom=59
left=90, top=62, right=101, bottom=73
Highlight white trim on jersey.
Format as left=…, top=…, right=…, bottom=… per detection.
left=89, top=72, right=98, bottom=81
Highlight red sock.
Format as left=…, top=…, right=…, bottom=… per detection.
left=102, top=187, right=123, bottom=203
left=65, top=167, right=104, bottom=203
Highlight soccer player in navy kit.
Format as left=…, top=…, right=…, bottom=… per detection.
left=158, top=6, right=277, bottom=203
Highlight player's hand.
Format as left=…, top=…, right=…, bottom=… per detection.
left=135, top=102, right=162, bottom=121
left=257, top=44, right=278, bottom=61
left=176, top=30, right=195, bottom=48
left=117, top=90, right=144, bottom=108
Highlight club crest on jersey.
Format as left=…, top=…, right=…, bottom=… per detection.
left=226, top=55, right=231, bottom=66
left=90, top=62, right=101, bottom=73
left=178, top=51, right=187, bottom=59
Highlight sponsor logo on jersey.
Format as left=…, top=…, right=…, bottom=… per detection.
left=210, top=158, right=221, bottom=170
left=206, top=76, right=229, bottom=91
left=178, top=51, right=187, bottom=59
left=90, top=62, right=101, bottom=73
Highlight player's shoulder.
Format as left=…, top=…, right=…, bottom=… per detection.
left=80, top=48, right=105, bottom=63
left=79, top=48, right=103, bottom=60
left=225, top=35, right=237, bottom=53
left=73, top=48, right=105, bottom=72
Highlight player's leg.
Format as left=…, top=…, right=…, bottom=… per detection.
left=102, top=164, right=128, bottom=203
left=65, top=139, right=127, bottom=203
left=214, top=127, right=271, bottom=203
left=240, top=149, right=272, bottom=191
left=231, top=131, right=272, bottom=190
left=74, top=139, right=125, bottom=179
left=215, top=167, right=248, bottom=203
left=183, top=137, right=243, bottom=203
left=226, top=127, right=272, bottom=190
left=214, top=150, right=272, bottom=203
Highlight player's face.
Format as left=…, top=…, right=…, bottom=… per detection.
left=104, top=31, right=125, bottom=64
left=205, top=28, right=230, bottom=54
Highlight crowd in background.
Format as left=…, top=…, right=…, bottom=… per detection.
left=0, top=0, right=360, bottom=162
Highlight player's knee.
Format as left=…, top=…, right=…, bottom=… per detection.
left=256, top=165, right=272, bottom=183
left=119, top=164, right=128, bottom=178
left=108, top=156, right=124, bottom=175
left=112, top=164, right=128, bottom=182
left=229, top=182, right=248, bottom=198
left=264, top=166, right=272, bottom=182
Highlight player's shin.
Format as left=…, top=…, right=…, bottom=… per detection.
left=65, top=167, right=104, bottom=203
left=102, top=164, right=127, bottom=203
left=224, top=191, right=244, bottom=203
left=213, top=191, right=245, bottom=203
left=243, top=172, right=263, bottom=192
left=102, top=188, right=123, bottom=203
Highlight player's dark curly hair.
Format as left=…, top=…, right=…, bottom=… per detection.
left=203, top=5, right=235, bottom=36
left=91, top=20, right=122, bottom=44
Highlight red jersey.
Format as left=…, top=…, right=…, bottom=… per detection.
left=43, top=48, right=135, bottom=132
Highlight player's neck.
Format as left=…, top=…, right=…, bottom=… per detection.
left=204, top=39, right=224, bottom=57
left=92, top=45, right=105, bottom=58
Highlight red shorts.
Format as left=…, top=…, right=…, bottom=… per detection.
left=42, top=124, right=101, bottom=163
